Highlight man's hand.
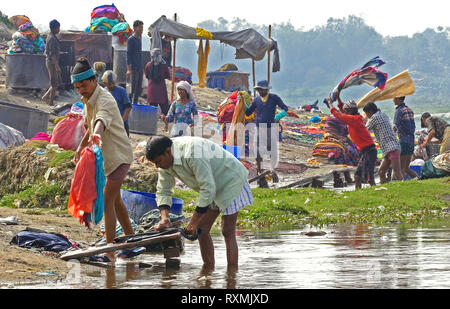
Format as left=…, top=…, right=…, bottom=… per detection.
left=154, top=218, right=171, bottom=231
left=154, top=207, right=171, bottom=231
left=89, top=133, right=103, bottom=149
left=74, top=147, right=83, bottom=164
left=126, top=69, right=132, bottom=78
left=185, top=212, right=201, bottom=236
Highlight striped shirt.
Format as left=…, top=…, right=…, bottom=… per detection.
left=366, top=111, right=401, bottom=156
left=394, top=103, right=415, bottom=145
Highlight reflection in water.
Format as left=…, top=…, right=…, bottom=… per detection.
left=17, top=219, right=450, bottom=289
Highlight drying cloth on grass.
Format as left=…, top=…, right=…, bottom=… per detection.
left=10, top=228, right=74, bottom=252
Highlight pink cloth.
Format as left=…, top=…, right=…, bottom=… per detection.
left=387, top=149, right=401, bottom=161
left=30, top=132, right=51, bottom=142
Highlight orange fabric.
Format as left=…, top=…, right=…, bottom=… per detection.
left=226, top=96, right=246, bottom=147
left=67, top=147, right=97, bottom=224
left=9, top=15, right=31, bottom=28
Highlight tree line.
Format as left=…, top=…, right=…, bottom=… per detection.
left=174, top=15, right=450, bottom=115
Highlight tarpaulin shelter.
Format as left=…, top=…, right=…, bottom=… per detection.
left=58, top=31, right=113, bottom=69
left=148, top=15, right=280, bottom=101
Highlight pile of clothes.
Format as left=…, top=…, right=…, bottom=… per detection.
left=420, top=151, right=450, bottom=180
left=281, top=118, right=324, bottom=145
left=7, top=16, right=45, bottom=54
left=86, top=4, right=132, bottom=45
left=312, top=116, right=359, bottom=166
left=171, top=66, right=193, bottom=84
left=217, top=91, right=253, bottom=144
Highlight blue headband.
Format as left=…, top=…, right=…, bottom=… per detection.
left=71, top=68, right=95, bottom=84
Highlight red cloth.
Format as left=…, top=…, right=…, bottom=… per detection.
left=145, top=62, right=170, bottom=105
left=50, top=114, right=86, bottom=151
left=331, top=107, right=374, bottom=151
left=287, top=110, right=300, bottom=118
left=67, top=147, right=97, bottom=225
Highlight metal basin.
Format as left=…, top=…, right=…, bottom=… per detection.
left=0, top=101, right=49, bottom=139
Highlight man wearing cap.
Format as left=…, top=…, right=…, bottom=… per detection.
left=102, top=70, right=132, bottom=137
left=327, top=91, right=377, bottom=189
left=245, top=80, right=288, bottom=172
left=419, top=112, right=450, bottom=154
left=42, top=19, right=62, bottom=106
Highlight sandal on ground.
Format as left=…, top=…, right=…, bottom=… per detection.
left=117, top=247, right=146, bottom=259
left=89, top=255, right=113, bottom=263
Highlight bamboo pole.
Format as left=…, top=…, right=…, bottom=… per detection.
left=252, top=58, right=256, bottom=97
left=171, top=13, right=177, bottom=104
left=267, top=25, right=272, bottom=85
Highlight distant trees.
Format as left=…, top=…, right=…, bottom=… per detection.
left=174, top=15, right=450, bottom=111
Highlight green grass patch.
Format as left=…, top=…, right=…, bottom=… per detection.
left=0, top=182, right=67, bottom=209
left=47, top=150, right=75, bottom=167
left=173, top=177, right=450, bottom=230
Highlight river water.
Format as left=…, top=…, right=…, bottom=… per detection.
left=16, top=219, right=450, bottom=289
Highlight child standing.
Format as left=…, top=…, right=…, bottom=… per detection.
left=162, top=81, right=198, bottom=137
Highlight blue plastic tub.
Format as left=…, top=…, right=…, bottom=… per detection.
left=410, top=165, right=422, bottom=176
left=121, top=190, right=183, bottom=224
left=128, top=104, right=158, bottom=135
left=223, top=145, right=241, bottom=160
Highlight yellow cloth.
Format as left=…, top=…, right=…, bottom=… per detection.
left=82, top=85, right=133, bottom=176
left=196, top=27, right=213, bottom=40
left=197, top=40, right=210, bottom=89
left=261, top=94, right=269, bottom=103
left=238, top=91, right=255, bottom=121
left=357, top=71, right=416, bottom=108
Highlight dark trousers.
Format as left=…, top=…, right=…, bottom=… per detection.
left=355, top=144, right=377, bottom=183
left=130, top=69, right=143, bottom=104
left=124, top=122, right=130, bottom=137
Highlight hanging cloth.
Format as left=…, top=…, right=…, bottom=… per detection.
left=226, top=93, right=246, bottom=147
left=67, top=147, right=97, bottom=225
left=87, top=145, right=105, bottom=226
left=197, top=39, right=210, bottom=88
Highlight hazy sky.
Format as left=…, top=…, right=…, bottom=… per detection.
left=3, top=0, right=450, bottom=36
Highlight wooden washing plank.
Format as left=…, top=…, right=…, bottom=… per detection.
left=61, top=232, right=182, bottom=261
